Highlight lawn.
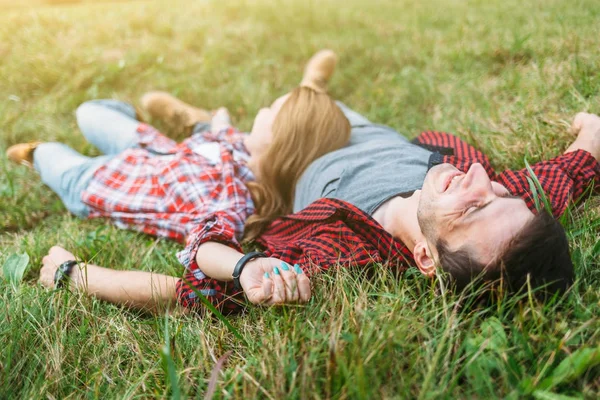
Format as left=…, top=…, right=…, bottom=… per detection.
left=1, top=0, right=599, bottom=398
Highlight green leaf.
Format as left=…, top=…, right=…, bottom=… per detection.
left=481, top=317, right=508, bottom=351
left=2, top=253, right=30, bottom=286
left=539, top=346, right=600, bottom=390
left=465, top=318, right=507, bottom=352
left=532, top=390, right=582, bottom=400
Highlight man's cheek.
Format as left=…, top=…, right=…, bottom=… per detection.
left=491, top=182, right=509, bottom=196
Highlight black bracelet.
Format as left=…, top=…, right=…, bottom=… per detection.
left=54, top=260, right=78, bottom=289
left=232, top=251, right=267, bottom=290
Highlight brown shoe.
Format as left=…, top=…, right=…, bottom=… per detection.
left=300, top=49, right=338, bottom=93
left=140, top=91, right=212, bottom=130
left=6, top=142, right=42, bottom=167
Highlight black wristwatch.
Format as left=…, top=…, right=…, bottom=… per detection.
left=54, top=260, right=78, bottom=289
left=232, top=252, right=267, bottom=290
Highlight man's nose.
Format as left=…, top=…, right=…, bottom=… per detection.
left=463, top=163, right=493, bottom=196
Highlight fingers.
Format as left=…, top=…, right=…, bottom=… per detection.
left=261, top=272, right=274, bottom=303
left=269, top=266, right=287, bottom=304
left=295, top=265, right=312, bottom=303
left=265, top=262, right=309, bottom=305
left=278, top=262, right=300, bottom=302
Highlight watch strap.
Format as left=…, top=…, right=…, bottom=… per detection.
left=54, top=260, right=78, bottom=289
left=232, top=251, right=267, bottom=290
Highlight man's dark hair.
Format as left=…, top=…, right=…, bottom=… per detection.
left=437, top=210, right=574, bottom=301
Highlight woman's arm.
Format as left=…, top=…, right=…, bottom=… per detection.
left=40, top=246, right=178, bottom=313
left=194, top=241, right=311, bottom=304
left=194, top=241, right=245, bottom=281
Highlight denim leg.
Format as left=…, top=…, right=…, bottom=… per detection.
left=335, top=101, right=373, bottom=127
left=33, top=143, right=111, bottom=218
left=75, top=100, right=141, bottom=155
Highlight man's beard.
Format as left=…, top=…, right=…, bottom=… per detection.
left=416, top=197, right=437, bottom=241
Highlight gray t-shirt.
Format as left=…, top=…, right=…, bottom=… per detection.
left=294, top=123, right=432, bottom=215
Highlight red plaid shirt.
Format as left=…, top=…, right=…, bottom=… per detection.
left=82, top=123, right=255, bottom=242
left=176, top=131, right=599, bottom=313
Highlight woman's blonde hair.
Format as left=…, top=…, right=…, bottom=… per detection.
left=243, top=86, right=351, bottom=242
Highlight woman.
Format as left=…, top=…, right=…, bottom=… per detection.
left=9, top=51, right=351, bottom=313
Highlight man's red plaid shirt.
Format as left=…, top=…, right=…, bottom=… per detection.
left=176, top=131, right=599, bottom=313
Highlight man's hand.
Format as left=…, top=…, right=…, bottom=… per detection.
left=567, top=112, right=600, bottom=161
left=39, top=246, right=79, bottom=288
left=239, top=258, right=311, bottom=305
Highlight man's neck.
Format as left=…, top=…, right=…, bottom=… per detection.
left=372, top=191, right=424, bottom=250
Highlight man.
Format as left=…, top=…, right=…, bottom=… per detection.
left=36, top=53, right=600, bottom=313
left=285, top=107, right=600, bottom=297
left=174, top=99, right=599, bottom=311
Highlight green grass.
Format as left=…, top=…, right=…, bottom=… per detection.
left=1, top=0, right=599, bottom=398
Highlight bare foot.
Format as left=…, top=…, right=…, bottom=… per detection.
left=566, top=112, right=600, bottom=160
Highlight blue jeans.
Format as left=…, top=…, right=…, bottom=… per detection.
left=33, top=100, right=142, bottom=217
left=34, top=100, right=213, bottom=218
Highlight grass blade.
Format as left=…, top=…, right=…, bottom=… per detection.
left=524, top=159, right=553, bottom=214
left=181, top=278, right=247, bottom=346
left=161, top=313, right=181, bottom=400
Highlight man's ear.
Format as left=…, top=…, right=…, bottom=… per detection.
left=413, top=241, right=436, bottom=277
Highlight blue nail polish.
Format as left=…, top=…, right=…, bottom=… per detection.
left=273, top=266, right=280, bottom=275
left=281, top=262, right=290, bottom=271
left=264, top=272, right=270, bottom=278
left=294, top=264, right=303, bottom=274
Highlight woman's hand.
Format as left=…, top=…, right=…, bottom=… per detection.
left=39, top=246, right=79, bottom=288
left=239, top=258, right=311, bottom=306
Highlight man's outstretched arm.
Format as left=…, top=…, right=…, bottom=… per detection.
left=495, top=112, right=600, bottom=216
left=39, top=246, right=179, bottom=313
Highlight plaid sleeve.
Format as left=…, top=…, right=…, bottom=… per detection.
left=174, top=210, right=246, bottom=312
left=175, top=272, right=244, bottom=315
left=495, top=149, right=600, bottom=216
left=135, top=123, right=178, bottom=153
